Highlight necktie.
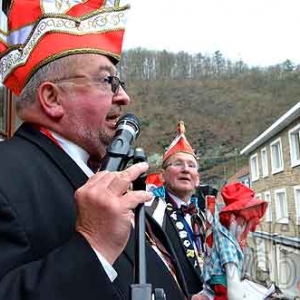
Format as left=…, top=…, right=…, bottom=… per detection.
left=178, top=203, right=205, bottom=254
left=179, top=203, right=197, bottom=216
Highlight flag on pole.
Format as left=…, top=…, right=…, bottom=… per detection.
left=205, top=195, right=216, bottom=257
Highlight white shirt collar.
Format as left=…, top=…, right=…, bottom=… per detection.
left=168, top=191, right=191, bottom=208
left=50, top=131, right=94, bottom=178
left=168, top=192, right=193, bottom=226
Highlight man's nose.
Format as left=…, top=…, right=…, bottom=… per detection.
left=113, top=86, right=130, bottom=105
left=181, top=163, right=190, bottom=171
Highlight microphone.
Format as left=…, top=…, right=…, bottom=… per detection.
left=100, top=113, right=140, bottom=172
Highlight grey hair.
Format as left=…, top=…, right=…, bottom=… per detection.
left=16, top=55, right=82, bottom=112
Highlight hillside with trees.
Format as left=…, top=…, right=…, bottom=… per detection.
left=118, top=48, right=300, bottom=184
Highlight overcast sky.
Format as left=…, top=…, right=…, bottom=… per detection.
left=122, top=0, right=300, bottom=67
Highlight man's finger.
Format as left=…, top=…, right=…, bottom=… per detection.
left=84, top=170, right=110, bottom=185
left=122, top=190, right=153, bottom=210
left=106, top=162, right=149, bottom=195
left=119, top=162, right=149, bottom=182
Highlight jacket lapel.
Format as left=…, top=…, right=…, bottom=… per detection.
left=145, top=211, right=189, bottom=297
left=121, top=211, right=189, bottom=297
left=164, top=193, right=203, bottom=280
left=16, top=123, right=88, bottom=189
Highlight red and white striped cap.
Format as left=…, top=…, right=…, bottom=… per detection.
left=163, top=121, right=196, bottom=163
left=0, top=0, right=130, bottom=95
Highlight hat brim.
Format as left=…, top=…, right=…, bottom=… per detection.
left=219, top=198, right=268, bottom=229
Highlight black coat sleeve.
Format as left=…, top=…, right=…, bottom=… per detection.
left=0, top=193, right=122, bottom=300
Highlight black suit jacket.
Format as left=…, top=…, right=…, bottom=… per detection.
left=0, top=123, right=187, bottom=300
left=146, top=193, right=204, bottom=295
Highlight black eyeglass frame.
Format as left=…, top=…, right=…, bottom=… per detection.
left=103, top=75, right=126, bottom=94
left=50, top=75, right=126, bottom=95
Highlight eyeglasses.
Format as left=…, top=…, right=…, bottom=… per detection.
left=104, top=76, right=126, bottom=94
left=164, top=161, right=198, bottom=170
left=51, top=75, right=126, bottom=95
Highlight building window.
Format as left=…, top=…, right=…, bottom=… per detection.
left=289, top=124, right=300, bottom=167
left=250, top=153, right=259, bottom=182
left=243, top=177, right=250, bottom=188
left=293, top=186, right=300, bottom=225
left=261, top=147, right=269, bottom=177
left=255, top=237, right=267, bottom=271
left=264, top=191, right=272, bottom=222
left=274, top=188, right=288, bottom=224
left=270, top=138, right=284, bottom=174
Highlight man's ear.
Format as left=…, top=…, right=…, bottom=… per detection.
left=159, top=168, right=166, bottom=184
left=37, top=82, right=64, bottom=118
left=195, top=173, right=200, bottom=187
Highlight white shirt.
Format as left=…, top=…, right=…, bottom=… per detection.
left=168, top=192, right=194, bottom=229
left=50, top=131, right=117, bottom=282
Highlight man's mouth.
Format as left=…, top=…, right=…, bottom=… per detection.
left=178, top=177, right=191, bottom=182
left=105, top=113, right=121, bottom=128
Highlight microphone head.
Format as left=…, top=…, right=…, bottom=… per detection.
left=133, top=147, right=147, bottom=163
left=117, top=113, right=140, bottom=139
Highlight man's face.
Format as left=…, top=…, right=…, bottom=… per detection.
left=58, top=54, right=130, bottom=158
left=161, top=152, right=200, bottom=200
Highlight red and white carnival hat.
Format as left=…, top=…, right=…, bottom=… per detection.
left=219, top=182, right=268, bottom=230
left=0, top=0, right=130, bottom=95
left=162, top=121, right=196, bottom=163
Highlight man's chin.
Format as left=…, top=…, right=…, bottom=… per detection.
left=99, top=130, right=114, bottom=145
left=177, top=182, right=194, bottom=190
